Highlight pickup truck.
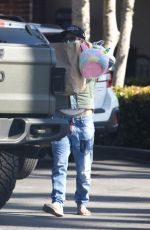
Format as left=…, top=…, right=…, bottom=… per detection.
left=0, top=19, right=69, bottom=209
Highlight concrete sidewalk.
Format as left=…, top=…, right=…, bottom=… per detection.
left=1, top=146, right=150, bottom=229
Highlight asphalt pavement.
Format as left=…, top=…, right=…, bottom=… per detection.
left=1, top=145, right=150, bottom=230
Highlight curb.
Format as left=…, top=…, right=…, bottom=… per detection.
left=94, top=145, right=150, bottom=163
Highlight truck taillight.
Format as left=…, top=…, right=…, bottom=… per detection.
left=0, top=20, right=5, bottom=27
left=106, top=71, right=113, bottom=88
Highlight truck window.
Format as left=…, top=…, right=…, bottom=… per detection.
left=0, top=27, right=48, bottom=47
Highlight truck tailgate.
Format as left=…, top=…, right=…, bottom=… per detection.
left=0, top=44, right=55, bottom=114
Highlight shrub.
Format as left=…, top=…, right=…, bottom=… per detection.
left=107, top=86, right=150, bottom=149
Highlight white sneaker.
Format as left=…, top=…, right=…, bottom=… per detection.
left=43, top=202, right=64, bottom=217
left=77, top=204, right=91, bottom=216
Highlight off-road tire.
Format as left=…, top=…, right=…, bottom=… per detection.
left=0, top=150, right=18, bottom=209
left=17, top=157, right=38, bottom=180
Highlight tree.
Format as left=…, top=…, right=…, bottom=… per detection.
left=71, top=0, right=135, bottom=87
left=103, top=0, right=120, bottom=54
left=72, top=0, right=90, bottom=41
left=113, top=0, right=135, bottom=87
left=103, top=0, right=135, bottom=87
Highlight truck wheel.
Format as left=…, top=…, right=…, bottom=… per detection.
left=17, top=157, right=38, bottom=180
left=0, top=150, right=18, bottom=209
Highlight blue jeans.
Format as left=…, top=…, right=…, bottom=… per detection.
left=51, top=114, right=95, bottom=206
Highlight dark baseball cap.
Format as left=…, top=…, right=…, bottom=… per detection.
left=61, top=25, right=85, bottom=39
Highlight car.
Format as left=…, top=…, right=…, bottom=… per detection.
left=38, top=25, right=120, bottom=143
left=0, top=19, right=69, bottom=209
left=93, top=71, right=119, bottom=143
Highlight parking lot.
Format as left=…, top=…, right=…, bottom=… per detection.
left=1, top=146, right=150, bottom=230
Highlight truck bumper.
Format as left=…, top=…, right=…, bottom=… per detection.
left=0, top=117, right=69, bottom=145
left=94, top=107, right=120, bottom=135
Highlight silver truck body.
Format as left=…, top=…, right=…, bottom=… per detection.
left=0, top=19, right=69, bottom=210
left=0, top=20, right=69, bottom=145
left=0, top=44, right=55, bottom=114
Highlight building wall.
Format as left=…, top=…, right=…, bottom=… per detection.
left=0, top=0, right=32, bottom=21
left=0, top=0, right=149, bottom=62
left=131, top=0, right=150, bottom=56
left=43, top=0, right=103, bottom=42
left=32, top=0, right=45, bottom=23
left=45, top=0, right=70, bottom=25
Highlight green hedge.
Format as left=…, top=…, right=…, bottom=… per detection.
left=102, top=86, right=150, bottom=149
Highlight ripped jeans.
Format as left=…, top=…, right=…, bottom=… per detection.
left=51, top=114, right=95, bottom=206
